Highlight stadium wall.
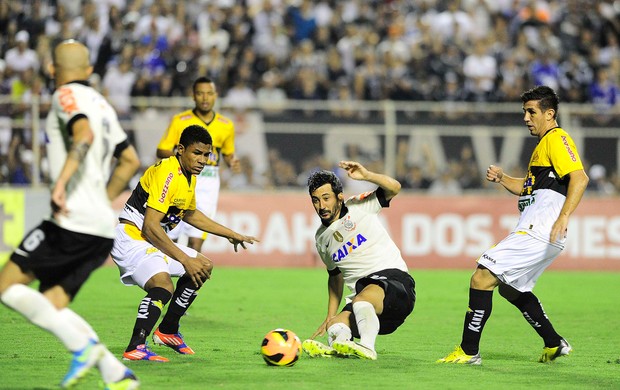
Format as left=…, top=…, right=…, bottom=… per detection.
left=1, top=189, right=618, bottom=270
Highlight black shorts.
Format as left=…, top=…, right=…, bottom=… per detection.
left=10, top=220, right=113, bottom=297
left=343, top=268, right=416, bottom=336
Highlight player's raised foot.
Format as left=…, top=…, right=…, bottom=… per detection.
left=60, top=339, right=105, bottom=388
left=153, top=328, right=195, bottom=355
left=123, top=344, right=169, bottom=362
left=436, top=345, right=482, bottom=365
left=539, top=339, right=572, bottom=363
left=105, top=369, right=140, bottom=390
left=302, top=339, right=337, bottom=358
left=332, top=340, right=377, bottom=360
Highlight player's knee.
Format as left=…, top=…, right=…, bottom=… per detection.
left=470, top=267, right=499, bottom=290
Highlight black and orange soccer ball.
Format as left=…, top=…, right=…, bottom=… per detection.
left=260, top=328, right=302, bottom=366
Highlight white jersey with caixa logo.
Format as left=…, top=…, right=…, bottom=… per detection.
left=46, top=81, right=128, bottom=238
left=314, top=189, right=408, bottom=294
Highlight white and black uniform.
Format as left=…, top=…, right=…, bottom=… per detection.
left=315, top=188, right=415, bottom=335
left=11, top=81, right=130, bottom=296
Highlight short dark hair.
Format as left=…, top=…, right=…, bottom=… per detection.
left=193, top=76, right=215, bottom=93
left=179, top=125, right=212, bottom=148
left=521, top=86, right=559, bottom=119
left=307, top=170, right=343, bottom=195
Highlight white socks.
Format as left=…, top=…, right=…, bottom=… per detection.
left=352, top=301, right=379, bottom=351
left=327, top=322, right=352, bottom=346
left=59, top=308, right=128, bottom=383
left=0, top=284, right=88, bottom=352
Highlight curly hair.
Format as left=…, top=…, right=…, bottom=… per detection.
left=307, top=169, right=343, bottom=195
left=179, top=125, right=212, bottom=148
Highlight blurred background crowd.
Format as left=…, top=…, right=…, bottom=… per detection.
left=0, top=0, right=619, bottom=193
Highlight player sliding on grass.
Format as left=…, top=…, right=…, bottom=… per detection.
left=437, top=86, right=589, bottom=365
left=111, top=125, right=258, bottom=362
left=303, top=161, right=416, bottom=360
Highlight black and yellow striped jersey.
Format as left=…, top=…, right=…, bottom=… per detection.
left=515, top=127, right=584, bottom=244
left=119, top=156, right=196, bottom=235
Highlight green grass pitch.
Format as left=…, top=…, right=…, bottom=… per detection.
left=0, top=266, right=619, bottom=389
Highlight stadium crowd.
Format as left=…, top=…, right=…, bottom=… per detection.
left=0, top=0, right=619, bottom=192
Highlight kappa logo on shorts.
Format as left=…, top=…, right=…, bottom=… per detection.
left=481, top=253, right=496, bottom=264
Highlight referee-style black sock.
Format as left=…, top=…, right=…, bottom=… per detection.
left=510, top=292, right=562, bottom=348
left=460, top=288, right=493, bottom=355
left=158, top=275, right=200, bottom=335
left=126, top=287, right=172, bottom=352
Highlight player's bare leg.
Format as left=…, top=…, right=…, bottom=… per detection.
left=187, top=237, right=204, bottom=253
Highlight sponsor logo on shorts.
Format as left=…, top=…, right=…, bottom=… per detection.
left=481, top=253, right=496, bottom=264
left=159, top=173, right=174, bottom=203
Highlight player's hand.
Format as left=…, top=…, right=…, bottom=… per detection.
left=550, top=215, right=568, bottom=243
left=486, top=165, right=503, bottom=183
left=339, top=161, right=368, bottom=181
left=228, top=234, right=260, bottom=252
left=229, top=156, right=241, bottom=174
left=51, top=181, right=69, bottom=217
left=310, top=318, right=330, bottom=339
left=183, top=254, right=213, bottom=288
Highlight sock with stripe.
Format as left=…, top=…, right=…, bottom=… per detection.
left=126, top=287, right=171, bottom=352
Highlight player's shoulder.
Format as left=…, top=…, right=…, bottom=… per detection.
left=214, top=112, right=234, bottom=126
left=152, top=157, right=184, bottom=178
left=172, top=109, right=196, bottom=122
left=346, top=191, right=375, bottom=204
left=545, top=127, right=575, bottom=145
left=546, top=127, right=570, bottom=138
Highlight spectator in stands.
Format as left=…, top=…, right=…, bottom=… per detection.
left=222, top=77, right=257, bottom=113
left=587, top=164, right=616, bottom=195
left=559, top=52, right=593, bottom=102
left=102, top=59, right=136, bottom=119
left=429, top=164, right=463, bottom=196
left=589, top=67, right=619, bottom=123
left=287, top=0, right=318, bottom=44
left=463, top=39, right=498, bottom=102
left=530, top=51, right=561, bottom=92
left=256, top=70, right=288, bottom=114
left=224, top=155, right=268, bottom=190
left=3, top=31, right=39, bottom=79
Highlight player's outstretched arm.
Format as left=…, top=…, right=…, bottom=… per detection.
left=183, top=209, right=259, bottom=251
left=311, top=273, right=344, bottom=339
left=339, top=160, right=401, bottom=201
left=486, top=164, right=525, bottom=195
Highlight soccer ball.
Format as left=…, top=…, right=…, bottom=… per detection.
left=260, top=328, right=302, bottom=366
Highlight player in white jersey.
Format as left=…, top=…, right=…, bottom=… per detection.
left=302, top=161, right=416, bottom=360
left=438, top=86, right=589, bottom=365
left=0, top=41, right=141, bottom=389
